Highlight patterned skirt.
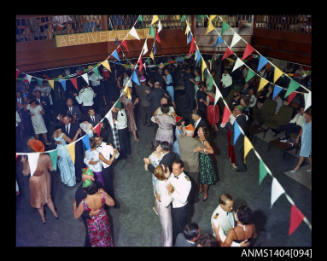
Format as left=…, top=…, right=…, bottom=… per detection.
left=199, top=153, right=217, bottom=185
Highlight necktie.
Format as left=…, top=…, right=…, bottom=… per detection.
left=69, top=107, right=72, bottom=113
left=174, top=176, right=179, bottom=179
left=92, top=116, right=95, bottom=122
left=66, top=124, right=69, bottom=134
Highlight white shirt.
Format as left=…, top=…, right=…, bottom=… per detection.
left=290, top=113, right=304, bottom=127
left=64, top=123, right=71, bottom=135
left=16, top=111, right=21, bottom=127
left=151, top=106, right=175, bottom=123
left=96, top=142, right=119, bottom=168
left=75, top=87, right=95, bottom=106
left=88, top=73, right=103, bottom=87
left=115, top=109, right=128, bottom=130
left=194, top=117, right=202, bottom=129
left=167, top=172, right=191, bottom=208
left=84, top=149, right=102, bottom=172
left=221, top=73, right=233, bottom=88
left=155, top=177, right=173, bottom=208
left=79, top=122, right=94, bottom=137
left=211, top=204, right=236, bottom=236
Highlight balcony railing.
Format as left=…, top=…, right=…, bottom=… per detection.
left=16, top=15, right=186, bottom=43
left=195, top=15, right=254, bottom=28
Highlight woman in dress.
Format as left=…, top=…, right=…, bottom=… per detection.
left=206, top=89, right=220, bottom=132
left=194, top=126, right=216, bottom=201
left=52, top=125, right=81, bottom=187
left=73, top=180, right=115, bottom=247
left=163, top=68, right=176, bottom=108
left=21, top=139, right=59, bottom=223
left=291, top=108, right=312, bottom=173
left=26, top=99, right=50, bottom=145
left=154, top=104, right=176, bottom=146
left=121, top=87, right=140, bottom=142
left=172, top=116, right=184, bottom=156
left=154, top=165, right=173, bottom=246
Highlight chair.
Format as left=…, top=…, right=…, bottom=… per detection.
left=253, top=99, right=277, bottom=125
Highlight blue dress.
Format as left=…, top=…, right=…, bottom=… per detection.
left=299, top=120, right=312, bottom=157
left=165, top=74, right=174, bottom=102
left=172, top=127, right=183, bottom=156
left=54, top=133, right=76, bottom=187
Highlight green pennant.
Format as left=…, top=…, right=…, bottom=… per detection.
left=49, top=150, right=58, bottom=172
left=284, top=79, right=300, bottom=98
left=197, top=15, right=205, bottom=21
left=221, top=21, right=230, bottom=35
left=259, top=160, right=268, bottom=185
left=138, top=15, right=143, bottom=22
left=149, top=25, right=155, bottom=39
left=245, top=69, right=256, bottom=83
left=181, top=15, right=187, bottom=22
left=93, top=66, right=99, bottom=77
left=159, top=15, right=165, bottom=19
left=146, top=58, right=151, bottom=65
left=115, top=99, right=122, bottom=110
left=37, top=78, right=43, bottom=87
left=207, top=75, right=214, bottom=92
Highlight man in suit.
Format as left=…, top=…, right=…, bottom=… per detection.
left=87, top=108, right=101, bottom=127
left=191, top=110, right=207, bottom=138
left=145, top=81, right=169, bottom=116
left=34, top=90, right=50, bottom=126
left=61, top=114, right=83, bottom=182
left=183, top=66, right=195, bottom=112
left=65, top=97, right=82, bottom=124
left=175, top=223, right=201, bottom=247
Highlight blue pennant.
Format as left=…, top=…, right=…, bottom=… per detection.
left=153, top=43, right=157, bottom=55
left=59, top=79, right=66, bottom=91
left=132, top=70, right=140, bottom=85
left=112, top=50, right=120, bottom=61
left=82, top=134, right=91, bottom=151
left=272, top=85, right=283, bottom=100
left=257, top=55, right=268, bottom=72
left=195, top=49, right=201, bottom=65
left=233, top=121, right=241, bottom=145
left=187, top=32, right=192, bottom=45
left=215, top=35, right=223, bottom=47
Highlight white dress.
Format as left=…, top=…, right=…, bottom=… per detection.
left=149, top=152, right=163, bottom=196
left=27, top=104, right=47, bottom=134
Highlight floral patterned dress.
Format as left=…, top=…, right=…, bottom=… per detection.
left=82, top=192, right=114, bottom=247
left=199, top=140, right=217, bottom=185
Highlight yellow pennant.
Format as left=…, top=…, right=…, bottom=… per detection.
left=273, top=66, right=283, bottom=83
left=258, top=77, right=269, bottom=92
left=185, top=21, right=190, bottom=35
left=124, top=85, right=132, bottom=99
left=101, top=60, right=111, bottom=72
left=66, top=142, right=75, bottom=164
left=209, top=15, right=217, bottom=22
left=201, top=59, right=207, bottom=81
left=149, top=51, right=155, bottom=61
left=48, top=79, right=54, bottom=89
left=151, top=15, right=159, bottom=25
left=243, top=136, right=253, bottom=162
left=205, top=21, right=216, bottom=35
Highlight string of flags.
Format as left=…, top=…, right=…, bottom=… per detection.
left=182, top=15, right=311, bottom=236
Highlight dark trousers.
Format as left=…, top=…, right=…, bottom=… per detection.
left=74, top=143, right=83, bottom=183
left=16, top=126, right=23, bottom=152
left=139, top=105, right=152, bottom=125
left=172, top=204, right=190, bottom=245
left=102, top=167, right=115, bottom=200
left=118, top=127, right=131, bottom=159
left=234, top=144, right=247, bottom=171
left=277, top=123, right=301, bottom=139
left=187, top=172, right=199, bottom=204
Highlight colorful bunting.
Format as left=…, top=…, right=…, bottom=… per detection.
left=257, top=55, right=268, bottom=72
left=222, top=106, right=231, bottom=126
left=230, top=32, right=242, bottom=48
left=111, top=50, right=120, bottom=61
left=129, top=27, right=140, bottom=40
left=285, top=79, right=300, bottom=98
left=221, top=21, right=230, bottom=35
left=132, top=70, right=140, bottom=85
left=289, top=205, right=305, bottom=236
left=304, top=91, right=311, bottom=111
left=151, top=15, right=159, bottom=25
left=233, top=121, right=241, bottom=145
left=206, top=17, right=216, bottom=35
left=37, top=78, right=43, bottom=87
left=149, top=51, right=155, bottom=61
left=187, top=32, right=192, bottom=45
left=82, top=134, right=91, bottom=151
left=221, top=48, right=233, bottom=61
left=245, top=69, right=256, bottom=83
left=273, top=66, right=284, bottom=83
left=232, top=58, right=245, bottom=72
left=288, top=92, right=297, bottom=104
left=138, top=57, right=144, bottom=72
left=257, top=78, right=269, bottom=93
left=241, top=43, right=254, bottom=60
left=149, top=25, right=156, bottom=39
left=214, top=86, right=222, bottom=105
left=93, top=66, right=99, bottom=78
left=49, top=150, right=58, bottom=171
left=25, top=74, right=32, bottom=84
left=125, top=85, right=132, bottom=99
left=188, top=37, right=196, bottom=56
left=271, top=177, right=285, bottom=207
left=81, top=73, right=89, bottom=85
left=48, top=79, right=55, bottom=89
left=101, top=60, right=111, bottom=72
left=142, top=39, right=149, bottom=55
left=185, top=21, right=190, bottom=35
left=93, top=123, right=101, bottom=137
left=243, top=136, right=253, bottom=162
left=121, top=40, right=129, bottom=53
left=195, top=49, right=202, bottom=65
left=158, top=20, right=163, bottom=33
left=155, top=31, right=161, bottom=43
left=153, top=42, right=157, bottom=55
left=272, top=85, right=283, bottom=100
left=259, top=160, right=268, bottom=185
left=180, top=15, right=187, bottom=22
left=215, top=35, right=223, bottom=47
left=66, top=142, right=75, bottom=164
left=208, top=74, right=213, bottom=92
left=201, top=58, right=207, bottom=81
left=59, top=79, right=66, bottom=91
left=138, top=15, right=143, bottom=22
left=70, top=78, right=78, bottom=91
left=27, top=153, right=40, bottom=176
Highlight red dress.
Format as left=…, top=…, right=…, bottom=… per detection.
left=227, top=129, right=236, bottom=164
left=206, top=94, right=220, bottom=128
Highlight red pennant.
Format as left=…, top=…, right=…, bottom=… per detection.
left=16, top=69, right=20, bottom=79
left=241, top=43, right=255, bottom=61
left=155, top=31, right=161, bottom=43
left=188, top=37, right=196, bottom=56
left=117, top=46, right=121, bottom=53
left=121, top=40, right=129, bottom=52
left=288, top=205, right=305, bottom=236
left=93, top=123, right=101, bottom=137
left=70, top=78, right=78, bottom=91
left=222, top=48, right=234, bottom=61
left=221, top=106, right=231, bottom=125
left=138, top=57, right=143, bottom=72
left=288, top=92, right=297, bottom=104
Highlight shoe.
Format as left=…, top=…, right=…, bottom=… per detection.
left=153, top=207, right=159, bottom=216
left=203, top=195, right=208, bottom=201
left=290, top=169, right=298, bottom=173
left=55, top=216, right=59, bottom=220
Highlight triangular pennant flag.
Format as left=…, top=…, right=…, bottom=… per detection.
left=132, top=70, right=140, bottom=85
left=271, top=177, right=285, bottom=207
left=138, top=15, right=143, bottom=22
left=155, top=31, right=161, bottom=43
left=121, top=40, right=129, bottom=53
left=153, top=42, right=157, bottom=55
left=222, top=106, right=231, bottom=126
left=304, top=91, right=312, bottom=111
left=151, top=15, right=159, bottom=25
left=243, top=136, right=253, bottom=162
left=285, top=79, right=300, bottom=98
left=125, top=86, right=132, bottom=99
left=180, top=15, right=187, bottom=22
left=111, top=50, right=120, bottom=61
left=16, top=69, right=20, bottom=79
left=259, top=160, right=268, bottom=185
left=215, top=35, right=223, bottom=47
left=93, top=123, right=101, bottom=137
left=233, top=121, right=241, bottom=145
left=289, top=205, right=305, bottom=236
left=129, top=27, right=140, bottom=40
left=25, top=74, right=32, bottom=84
left=66, top=142, right=76, bottom=164
left=230, top=32, right=242, bottom=48
left=195, top=49, right=202, bottom=65
left=101, top=60, right=111, bottom=72
left=221, top=48, right=233, bottom=61
left=81, top=73, right=89, bottom=85
left=221, top=21, right=230, bottom=35
left=82, top=134, right=91, bottom=151
left=201, top=59, right=207, bottom=81
left=149, top=25, right=155, bottom=39
left=288, top=92, right=297, bottom=104
left=188, top=37, right=196, bottom=56
left=257, top=78, right=269, bottom=92
left=70, top=78, right=78, bottom=91
left=37, top=78, right=43, bottom=87
left=59, top=79, right=66, bottom=91
left=206, top=21, right=216, bottom=35
left=232, top=58, right=245, bottom=72
left=208, top=75, right=214, bottom=92
left=142, top=39, right=149, bottom=55
left=138, top=58, right=144, bottom=72
left=273, top=66, right=284, bottom=83
left=158, top=20, right=163, bottom=33
left=115, top=99, right=122, bottom=110
left=27, top=153, right=40, bottom=176
left=93, top=66, right=99, bottom=78
left=187, top=32, right=192, bottom=45
left=149, top=51, right=155, bottom=61
left=241, top=43, right=254, bottom=60
left=49, top=150, right=58, bottom=171
left=185, top=21, right=190, bottom=35
left=257, top=55, right=268, bottom=72
left=245, top=69, right=256, bottom=82
left=48, top=79, right=55, bottom=89
left=214, top=86, right=222, bottom=105
left=272, top=85, right=283, bottom=100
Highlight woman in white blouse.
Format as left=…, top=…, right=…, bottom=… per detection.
left=154, top=165, right=173, bottom=247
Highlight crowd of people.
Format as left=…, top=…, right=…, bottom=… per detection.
left=16, top=54, right=311, bottom=247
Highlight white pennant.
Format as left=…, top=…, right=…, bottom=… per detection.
left=230, top=32, right=242, bottom=48
left=142, top=39, right=148, bottom=55
left=304, top=91, right=311, bottom=111
left=129, top=27, right=140, bottom=40
left=105, top=109, right=114, bottom=128
left=214, top=85, right=222, bottom=105
left=27, top=153, right=40, bottom=176
left=81, top=73, right=89, bottom=85
left=158, top=20, right=162, bottom=33
left=271, top=177, right=285, bottom=207
left=232, top=58, right=245, bottom=72
left=25, top=74, right=32, bottom=84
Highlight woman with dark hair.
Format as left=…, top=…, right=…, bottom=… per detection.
left=73, top=179, right=115, bottom=247
left=206, top=86, right=220, bottom=132
left=220, top=205, right=257, bottom=247
left=196, top=233, right=219, bottom=247
left=193, top=126, right=217, bottom=201
left=154, top=104, right=176, bottom=146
